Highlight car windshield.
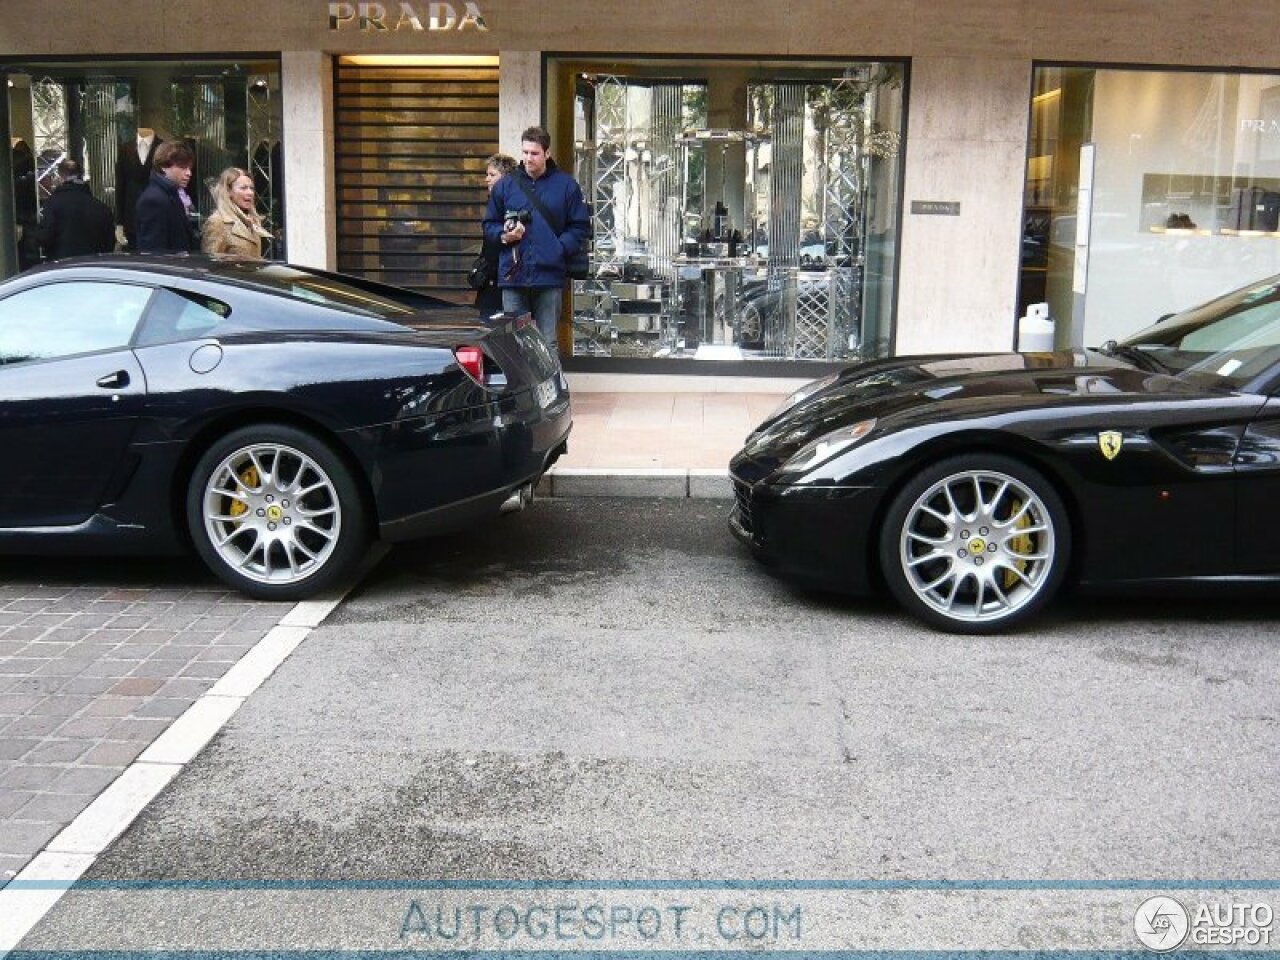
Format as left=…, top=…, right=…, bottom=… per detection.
left=1117, top=277, right=1280, bottom=389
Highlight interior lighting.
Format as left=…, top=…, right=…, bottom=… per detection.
left=340, top=55, right=499, bottom=67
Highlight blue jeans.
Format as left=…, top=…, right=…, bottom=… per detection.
left=502, top=286, right=563, bottom=353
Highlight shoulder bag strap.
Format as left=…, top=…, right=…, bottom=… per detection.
left=509, top=174, right=564, bottom=235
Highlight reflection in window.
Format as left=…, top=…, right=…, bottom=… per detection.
left=0, top=281, right=151, bottom=364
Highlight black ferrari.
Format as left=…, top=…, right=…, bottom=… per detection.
left=731, top=274, right=1280, bottom=632
left=0, top=255, right=570, bottom=599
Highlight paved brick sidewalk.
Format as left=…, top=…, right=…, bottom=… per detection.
left=0, top=556, right=292, bottom=886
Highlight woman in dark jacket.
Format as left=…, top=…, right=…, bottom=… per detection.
left=475, top=153, right=515, bottom=319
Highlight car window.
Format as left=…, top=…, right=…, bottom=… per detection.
left=135, top=287, right=233, bottom=346
left=1120, top=281, right=1280, bottom=386
left=0, top=281, right=152, bottom=365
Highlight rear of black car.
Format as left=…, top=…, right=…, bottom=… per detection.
left=370, top=311, right=571, bottom=540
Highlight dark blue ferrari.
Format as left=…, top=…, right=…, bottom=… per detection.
left=0, top=255, right=571, bottom=599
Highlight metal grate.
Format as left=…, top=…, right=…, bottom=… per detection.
left=334, top=61, right=499, bottom=300
left=247, top=76, right=282, bottom=257
left=764, top=83, right=805, bottom=358
left=732, top=480, right=755, bottom=538
left=30, top=78, right=68, bottom=206
left=80, top=81, right=129, bottom=210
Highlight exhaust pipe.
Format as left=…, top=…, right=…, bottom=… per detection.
left=500, top=483, right=534, bottom=515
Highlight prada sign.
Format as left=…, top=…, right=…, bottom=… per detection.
left=329, top=2, right=488, bottom=30
left=1241, top=119, right=1280, bottom=135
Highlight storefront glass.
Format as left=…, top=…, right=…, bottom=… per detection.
left=550, top=57, right=905, bottom=363
left=1022, top=65, right=1280, bottom=348
left=5, top=58, right=283, bottom=269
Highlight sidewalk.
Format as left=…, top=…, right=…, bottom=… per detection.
left=545, top=380, right=801, bottom=497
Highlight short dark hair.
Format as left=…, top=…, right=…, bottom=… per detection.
left=521, top=126, right=551, bottom=151
left=56, top=158, right=82, bottom=179
left=153, top=140, right=194, bottom=171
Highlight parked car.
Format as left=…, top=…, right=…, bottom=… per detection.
left=730, top=273, right=1280, bottom=633
left=0, top=255, right=570, bottom=599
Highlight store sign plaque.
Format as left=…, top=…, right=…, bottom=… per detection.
left=329, top=2, right=489, bottom=30
left=911, top=200, right=961, bottom=216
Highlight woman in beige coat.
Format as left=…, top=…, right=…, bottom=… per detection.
left=201, top=167, right=271, bottom=257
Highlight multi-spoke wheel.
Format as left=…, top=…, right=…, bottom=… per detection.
left=879, top=455, right=1070, bottom=633
left=187, top=425, right=368, bottom=600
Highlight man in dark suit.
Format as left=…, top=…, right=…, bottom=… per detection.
left=115, top=128, right=162, bottom=252
left=35, top=159, right=116, bottom=261
left=135, top=141, right=197, bottom=254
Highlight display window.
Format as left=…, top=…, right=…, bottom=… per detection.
left=1021, top=65, right=1280, bottom=348
left=548, top=56, right=905, bottom=363
left=4, top=58, right=283, bottom=270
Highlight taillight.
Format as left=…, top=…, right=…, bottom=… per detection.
left=454, top=345, right=485, bottom=384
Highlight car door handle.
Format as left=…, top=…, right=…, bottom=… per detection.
left=96, top=370, right=130, bottom=389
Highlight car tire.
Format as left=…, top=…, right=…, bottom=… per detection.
left=186, top=424, right=369, bottom=601
left=879, top=454, right=1070, bottom=634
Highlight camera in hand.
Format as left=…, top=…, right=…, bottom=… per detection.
left=504, top=209, right=531, bottom=233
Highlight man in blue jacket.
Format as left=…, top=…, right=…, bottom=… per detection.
left=483, top=126, right=590, bottom=353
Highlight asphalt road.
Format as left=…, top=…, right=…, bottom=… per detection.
left=16, top=497, right=1280, bottom=951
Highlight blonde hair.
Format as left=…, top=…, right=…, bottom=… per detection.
left=485, top=153, right=516, bottom=176
left=210, top=167, right=270, bottom=237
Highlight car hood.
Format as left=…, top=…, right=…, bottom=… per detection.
left=739, top=349, right=1211, bottom=467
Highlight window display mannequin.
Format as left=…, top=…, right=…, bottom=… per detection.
left=115, top=125, right=163, bottom=251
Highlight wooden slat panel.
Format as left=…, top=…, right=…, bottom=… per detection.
left=334, top=62, right=498, bottom=300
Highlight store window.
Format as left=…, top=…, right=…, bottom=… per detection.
left=5, top=59, right=283, bottom=270
left=1021, top=65, right=1280, bottom=348
left=549, top=57, right=905, bottom=363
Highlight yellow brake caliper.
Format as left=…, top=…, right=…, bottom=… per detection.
left=227, top=465, right=260, bottom=521
left=1004, top=498, right=1033, bottom=590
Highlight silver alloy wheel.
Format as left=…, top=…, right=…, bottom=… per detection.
left=202, top=442, right=342, bottom=585
left=897, top=468, right=1056, bottom=624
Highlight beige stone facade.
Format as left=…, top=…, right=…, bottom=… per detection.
left=4, top=0, right=1280, bottom=361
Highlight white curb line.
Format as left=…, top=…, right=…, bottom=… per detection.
left=0, top=542, right=388, bottom=955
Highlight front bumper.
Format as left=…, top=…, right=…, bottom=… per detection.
left=730, top=471, right=883, bottom=595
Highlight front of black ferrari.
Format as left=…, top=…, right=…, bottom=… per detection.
left=728, top=347, right=1264, bottom=600
left=729, top=356, right=985, bottom=594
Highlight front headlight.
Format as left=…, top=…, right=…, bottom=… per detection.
left=767, top=373, right=839, bottom=422
left=777, top=418, right=877, bottom=474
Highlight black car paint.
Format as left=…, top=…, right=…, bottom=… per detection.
left=730, top=350, right=1280, bottom=593
left=0, top=256, right=570, bottom=557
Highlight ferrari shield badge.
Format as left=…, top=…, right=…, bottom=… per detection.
left=1098, top=430, right=1123, bottom=460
